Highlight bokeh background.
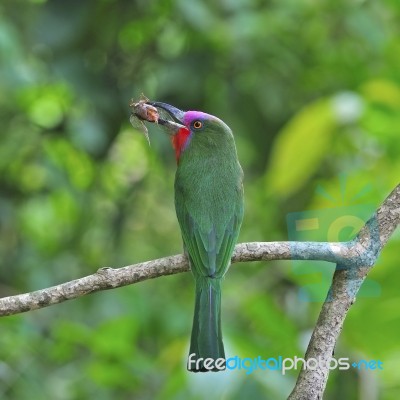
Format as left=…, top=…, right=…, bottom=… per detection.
left=0, top=0, right=399, bottom=399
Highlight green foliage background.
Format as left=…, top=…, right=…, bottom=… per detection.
left=0, top=0, right=399, bottom=399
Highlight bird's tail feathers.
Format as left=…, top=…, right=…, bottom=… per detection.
left=187, top=276, right=225, bottom=372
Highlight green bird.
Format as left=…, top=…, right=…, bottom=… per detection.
left=149, top=102, right=244, bottom=372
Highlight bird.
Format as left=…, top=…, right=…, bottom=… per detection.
left=149, top=101, right=244, bottom=372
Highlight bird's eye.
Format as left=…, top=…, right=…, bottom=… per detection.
left=193, top=120, right=203, bottom=129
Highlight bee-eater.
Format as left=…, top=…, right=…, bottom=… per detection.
left=149, top=102, right=244, bottom=372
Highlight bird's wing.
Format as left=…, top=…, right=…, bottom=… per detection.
left=175, top=193, right=243, bottom=279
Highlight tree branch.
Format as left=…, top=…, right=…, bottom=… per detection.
left=0, top=184, right=398, bottom=400
left=0, top=240, right=352, bottom=317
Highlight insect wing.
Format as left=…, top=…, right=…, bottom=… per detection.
left=157, top=108, right=177, bottom=123
left=129, top=114, right=150, bottom=145
left=129, top=113, right=144, bottom=129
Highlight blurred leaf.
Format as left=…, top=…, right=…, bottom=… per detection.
left=88, top=317, right=138, bottom=359
left=361, top=79, right=400, bottom=109
left=265, top=99, right=335, bottom=197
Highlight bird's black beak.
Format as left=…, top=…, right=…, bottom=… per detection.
left=147, top=101, right=186, bottom=135
left=148, top=102, right=185, bottom=123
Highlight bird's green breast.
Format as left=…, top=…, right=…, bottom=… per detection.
left=175, top=133, right=243, bottom=231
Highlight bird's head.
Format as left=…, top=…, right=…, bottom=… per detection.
left=148, top=101, right=234, bottom=163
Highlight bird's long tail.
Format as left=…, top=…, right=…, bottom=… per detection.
left=187, top=276, right=225, bottom=372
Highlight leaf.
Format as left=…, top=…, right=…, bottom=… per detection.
left=360, top=79, right=400, bottom=109
left=265, top=99, right=336, bottom=197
